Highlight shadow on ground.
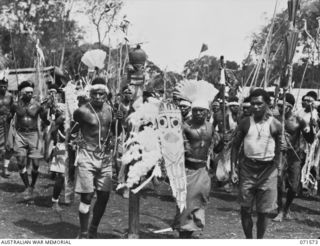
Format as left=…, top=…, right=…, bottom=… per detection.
left=291, top=203, right=320, bottom=216
left=0, top=182, right=25, bottom=193
left=211, top=190, right=238, bottom=202
left=13, top=219, right=79, bottom=239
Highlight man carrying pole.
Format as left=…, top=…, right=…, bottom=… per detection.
left=73, top=77, right=117, bottom=238
left=273, top=93, right=314, bottom=222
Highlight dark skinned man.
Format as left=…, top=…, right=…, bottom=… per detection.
left=12, top=81, right=50, bottom=200
left=231, top=89, right=283, bottom=239
left=73, top=77, right=121, bottom=239
left=173, top=98, right=213, bottom=239
left=273, top=93, right=314, bottom=222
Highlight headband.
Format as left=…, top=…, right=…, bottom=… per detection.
left=304, top=96, right=315, bottom=102
left=228, top=102, right=240, bottom=107
left=90, top=84, right=109, bottom=93
left=49, top=88, right=57, bottom=93
left=179, top=100, right=191, bottom=107
left=242, top=102, right=251, bottom=107
left=21, top=87, right=34, bottom=93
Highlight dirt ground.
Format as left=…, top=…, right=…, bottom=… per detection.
left=0, top=161, right=319, bottom=239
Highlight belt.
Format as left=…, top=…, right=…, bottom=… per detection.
left=185, top=157, right=207, bottom=163
left=185, top=157, right=207, bottom=170
left=244, top=156, right=274, bottom=165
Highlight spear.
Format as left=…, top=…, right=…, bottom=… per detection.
left=279, top=0, right=300, bottom=175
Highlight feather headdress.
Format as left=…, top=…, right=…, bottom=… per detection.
left=174, top=80, right=219, bottom=109
left=81, top=49, right=107, bottom=70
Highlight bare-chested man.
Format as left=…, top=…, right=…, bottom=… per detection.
left=273, top=93, right=314, bottom=222
left=231, top=89, right=283, bottom=239
left=0, top=77, right=14, bottom=177
left=73, top=77, right=114, bottom=239
left=12, top=81, right=50, bottom=200
left=172, top=98, right=213, bottom=239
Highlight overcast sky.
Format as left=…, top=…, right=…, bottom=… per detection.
left=74, top=0, right=288, bottom=72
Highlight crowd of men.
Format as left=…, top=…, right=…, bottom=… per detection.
left=0, top=74, right=319, bottom=239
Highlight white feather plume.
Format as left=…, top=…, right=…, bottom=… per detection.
left=127, top=101, right=160, bottom=132
left=118, top=127, right=162, bottom=189
left=175, top=79, right=219, bottom=105
left=81, top=49, right=107, bottom=70
left=64, top=82, right=79, bottom=131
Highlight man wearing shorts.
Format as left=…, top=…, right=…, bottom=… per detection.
left=231, top=89, right=283, bottom=239
left=12, top=81, right=50, bottom=200
left=73, top=77, right=114, bottom=239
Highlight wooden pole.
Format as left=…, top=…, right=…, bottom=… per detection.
left=128, top=191, right=140, bottom=238
left=220, top=56, right=226, bottom=140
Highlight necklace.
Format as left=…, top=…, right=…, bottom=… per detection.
left=88, top=103, right=102, bottom=150
left=254, top=119, right=266, bottom=138
left=88, top=103, right=112, bottom=157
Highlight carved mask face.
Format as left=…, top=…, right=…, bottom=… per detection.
left=157, top=103, right=182, bottom=144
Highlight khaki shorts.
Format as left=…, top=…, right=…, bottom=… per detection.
left=75, top=148, right=113, bottom=193
left=239, top=157, right=277, bottom=213
left=14, top=131, right=43, bottom=159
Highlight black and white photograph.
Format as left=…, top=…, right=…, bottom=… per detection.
left=0, top=0, right=319, bottom=241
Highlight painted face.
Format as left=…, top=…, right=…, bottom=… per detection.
left=192, top=107, right=208, bottom=123
left=90, top=88, right=107, bottom=107
left=157, top=104, right=182, bottom=144
left=250, top=96, right=268, bottom=118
